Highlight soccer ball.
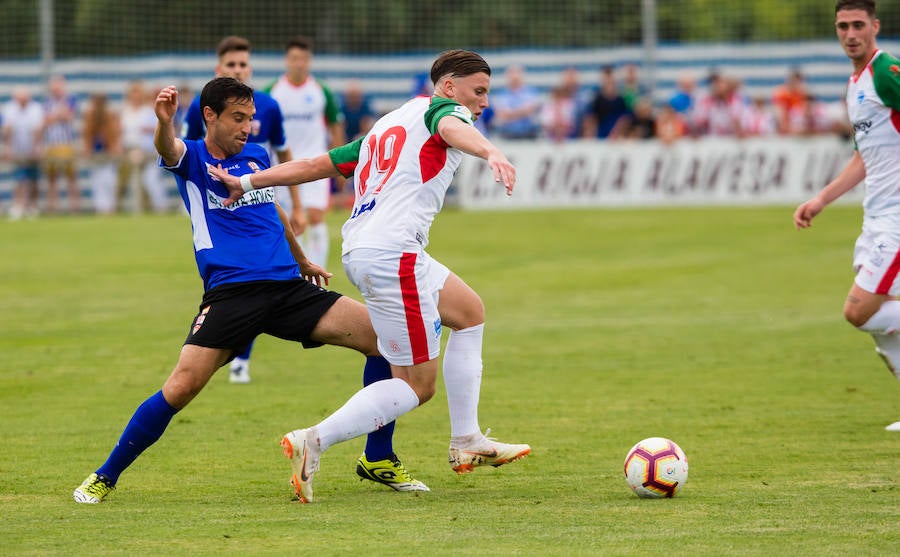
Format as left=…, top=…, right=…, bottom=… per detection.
left=623, top=437, right=689, bottom=498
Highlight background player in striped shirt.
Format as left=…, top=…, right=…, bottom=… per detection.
left=41, top=75, right=81, bottom=214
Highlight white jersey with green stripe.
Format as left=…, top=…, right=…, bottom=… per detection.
left=847, top=49, right=900, bottom=217
left=267, top=75, right=342, bottom=159
left=331, top=95, right=475, bottom=254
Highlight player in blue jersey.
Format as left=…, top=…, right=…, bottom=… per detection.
left=183, top=36, right=304, bottom=383
left=72, top=77, right=427, bottom=504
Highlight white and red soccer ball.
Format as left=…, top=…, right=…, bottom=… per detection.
left=624, top=437, right=689, bottom=498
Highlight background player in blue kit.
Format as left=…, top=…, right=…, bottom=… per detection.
left=183, top=36, right=301, bottom=383
left=73, top=77, right=427, bottom=504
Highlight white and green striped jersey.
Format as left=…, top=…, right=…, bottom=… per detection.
left=329, top=96, right=474, bottom=254
left=847, top=49, right=900, bottom=216
left=266, top=75, right=342, bottom=159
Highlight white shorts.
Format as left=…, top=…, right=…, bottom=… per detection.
left=853, top=216, right=900, bottom=296
left=275, top=178, right=331, bottom=212
left=342, top=248, right=451, bottom=366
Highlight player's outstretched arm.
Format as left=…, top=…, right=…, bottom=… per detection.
left=208, top=153, right=339, bottom=207
left=793, top=151, right=865, bottom=229
left=437, top=116, right=515, bottom=195
left=153, top=85, right=185, bottom=167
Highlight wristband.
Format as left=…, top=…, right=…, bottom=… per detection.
left=240, top=173, right=254, bottom=193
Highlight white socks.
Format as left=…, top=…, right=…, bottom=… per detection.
left=299, top=222, right=329, bottom=268
left=315, top=378, right=419, bottom=451
left=311, top=323, right=488, bottom=452
left=443, top=324, right=484, bottom=438
left=859, top=300, right=900, bottom=379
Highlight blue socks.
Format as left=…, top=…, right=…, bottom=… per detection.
left=94, top=357, right=393, bottom=484
left=96, top=390, right=178, bottom=485
left=363, top=355, right=396, bottom=461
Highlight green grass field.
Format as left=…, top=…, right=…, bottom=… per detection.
left=1, top=206, right=897, bottom=556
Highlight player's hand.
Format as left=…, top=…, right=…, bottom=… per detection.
left=488, top=153, right=516, bottom=196
left=154, top=86, right=179, bottom=123
left=290, top=206, right=307, bottom=236
left=208, top=164, right=245, bottom=207
left=299, top=259, right=332, bottom=287
left=793, top=197, right=825, bottom=229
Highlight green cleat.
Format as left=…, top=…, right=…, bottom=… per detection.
left=356, top=454, right=430, bottom=492
left=73, top=473, right=115, bottom=504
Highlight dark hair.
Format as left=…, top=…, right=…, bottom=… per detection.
left=216, top=35, right=251, bottom=58
left=835, top=0, right=876, bottom=16
left=200, top=77, right=254, bottom=123
left=285, top=35, right=313, bottom=52
left=430, top=50, right=491, bottom=84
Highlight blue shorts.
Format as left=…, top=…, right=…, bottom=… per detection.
left=13, top=163, right=39, bottom=182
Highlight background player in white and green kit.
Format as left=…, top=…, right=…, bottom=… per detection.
left=211, top=50, right=531, bottom=503
left=794, top=0, right=900, bottom=431
left=266, top=36, right=345, bottom=268
left=228, top=37, right=346, bottom=387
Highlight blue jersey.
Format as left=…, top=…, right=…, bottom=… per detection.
left=182, top=91, right=288, bottom=157
left=162, top=139, right=299, bottom=291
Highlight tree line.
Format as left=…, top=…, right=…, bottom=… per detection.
left=2, top=0, right=899, bottom=58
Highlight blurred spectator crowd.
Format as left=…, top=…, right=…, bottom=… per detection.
left=1, top=64, right=850, bottom=219
left=0, top=74, right=381, bottom=219
left=1, top=77, right=192, bottom=219
left=482, top=63, right=852, bottom=143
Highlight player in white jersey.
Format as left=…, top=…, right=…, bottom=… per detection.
left=794, top=0, right=900, bottom=431
left=210, top=50, right=530, bottom=502
left=266, top=36, right=345, bottom=268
